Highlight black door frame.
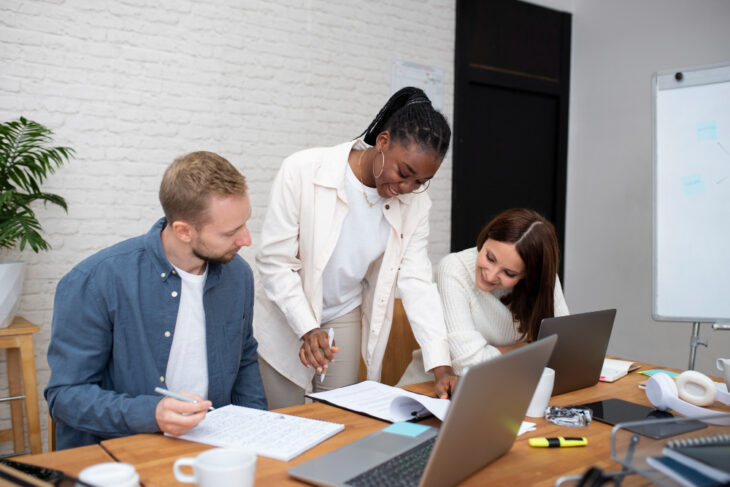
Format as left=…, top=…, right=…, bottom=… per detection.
left=451, top=0, right=571, bottom=278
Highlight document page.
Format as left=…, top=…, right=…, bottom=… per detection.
left=307, top=380, right=450, bottom=422
left=173, top=405, right=344, bottom=461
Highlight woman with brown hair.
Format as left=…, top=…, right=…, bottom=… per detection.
left=399, top=208, right=568, bottom=383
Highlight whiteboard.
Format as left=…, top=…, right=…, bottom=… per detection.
left=653, top=63, right=730, bottom=322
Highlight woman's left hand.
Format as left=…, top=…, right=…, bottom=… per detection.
left=299, top=328, right=340, bottom=372
left=431, top=365, right=458, bottom=399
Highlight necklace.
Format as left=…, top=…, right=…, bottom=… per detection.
left=357, top=149, right=376, bottom=208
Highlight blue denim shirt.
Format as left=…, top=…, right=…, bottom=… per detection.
left=45, top=218, right=267, bottom=449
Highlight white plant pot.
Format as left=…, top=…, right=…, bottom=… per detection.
left=0, top=261, right=25, bottom=328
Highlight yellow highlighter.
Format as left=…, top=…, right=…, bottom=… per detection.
left=529, top=437, right=588, bottom=448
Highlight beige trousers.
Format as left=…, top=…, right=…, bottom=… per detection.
left=259, top=306, right=362, bottom=410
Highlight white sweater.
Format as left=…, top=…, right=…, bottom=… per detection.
left=397, top=247, right=569, bottom=385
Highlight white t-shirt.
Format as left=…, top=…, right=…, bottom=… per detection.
left=321, top=163, right=390, bottom=323
left=165, top=264, right=209, bottom=399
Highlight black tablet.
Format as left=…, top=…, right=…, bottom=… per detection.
left=573, top=398, right=707, bottom=439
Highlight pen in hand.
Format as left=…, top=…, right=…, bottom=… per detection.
left=154, top=387, right=215, bottom=412
left=320, top=328, right=335, bottom=383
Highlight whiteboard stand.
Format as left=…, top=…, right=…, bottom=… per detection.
left=687, top=322, right=707, bottom=370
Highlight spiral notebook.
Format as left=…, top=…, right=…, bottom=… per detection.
left=662, top=434, right=730, bottom=483
left=646, top=456, right=718, bottom=487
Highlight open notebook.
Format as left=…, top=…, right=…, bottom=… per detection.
left=600, top=358, right=641, bottom=382
left=308, top=380, right=450, bottom=422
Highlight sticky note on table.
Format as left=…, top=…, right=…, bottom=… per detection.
left=383, top=422, right=432, bottom=437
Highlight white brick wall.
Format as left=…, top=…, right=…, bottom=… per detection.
left=0, top=0, right=455, bottom=452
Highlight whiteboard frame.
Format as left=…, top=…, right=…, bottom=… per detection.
left=652, top=61, right=730, bottom=322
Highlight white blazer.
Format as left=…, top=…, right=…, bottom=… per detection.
left=254, top=139, right=451, bottom=391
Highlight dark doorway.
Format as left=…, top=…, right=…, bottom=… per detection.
left=451, top=0, right=571, bottom=278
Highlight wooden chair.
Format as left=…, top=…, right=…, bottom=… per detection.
left=48, top=413, right=56, bottom=452
left=0, top=316, right=42, bottom=454
left=358, top=299, right=420, bottom=386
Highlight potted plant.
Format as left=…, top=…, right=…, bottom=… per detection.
left=0, top=117, right=74, bottom=327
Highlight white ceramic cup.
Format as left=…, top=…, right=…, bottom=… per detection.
left=173, top=448, right=257, bottom=487
left=717, top=358, right=730, bottom=389
left=525, top=367, right=555, bottom=418
left=78, top=462, right=139, bottom=487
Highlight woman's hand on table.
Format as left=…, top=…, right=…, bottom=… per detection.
left=299, top=328, right=340, bottom=373
left=431, top=366, right=459, bottom=399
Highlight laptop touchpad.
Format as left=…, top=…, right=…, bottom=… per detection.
left=356, top=432, right=419, bottom=454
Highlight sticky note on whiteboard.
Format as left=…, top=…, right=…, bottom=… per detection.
left=682, top=174, right=706, bottom=195
left=697, top=120, right=718, bottom=141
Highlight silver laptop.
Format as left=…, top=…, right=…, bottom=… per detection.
left=537, top=309, right=616, bottom=395
left=288, top=335, right=557, bottom=487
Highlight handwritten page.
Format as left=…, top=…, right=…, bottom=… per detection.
left=173, top=405, right=344, bottom=461
left=308, top=380, right=450, bottom=422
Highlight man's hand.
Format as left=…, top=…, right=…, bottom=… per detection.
left=155, top=394, right=212, bottom=436
left=299, top=328, right=340, bottom=373
left=431, top=365, right=459, bottom=399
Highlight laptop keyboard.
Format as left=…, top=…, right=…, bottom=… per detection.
left=344, top=436, right=436, bottom=487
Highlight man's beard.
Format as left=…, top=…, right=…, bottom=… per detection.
left=192, top=246, right=239, bottom=265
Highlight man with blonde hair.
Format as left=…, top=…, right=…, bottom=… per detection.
left=46, top=151, right=266, bottom=449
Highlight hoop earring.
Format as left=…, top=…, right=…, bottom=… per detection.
left=374, top=151, right=385, bottom=178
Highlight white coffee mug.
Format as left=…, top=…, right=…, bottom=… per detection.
left=78, top=462, right=139, bottom=487
left=173, top=448, right=257, bottom=487
left=525, top=367, right=555, bottom=418
left=717, top=358, right=730, bottom=389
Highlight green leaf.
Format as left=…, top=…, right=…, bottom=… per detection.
left=0, top=116, right=74, bottom=252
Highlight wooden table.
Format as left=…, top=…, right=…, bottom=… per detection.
left=15, top=444, right=115, bottom=478
left=98, top=360, right=665, bottom=486
left=16, top=360, right=730, bottom=486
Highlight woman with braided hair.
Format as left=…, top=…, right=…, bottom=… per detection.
left=254, top=87, right=457, bottom=408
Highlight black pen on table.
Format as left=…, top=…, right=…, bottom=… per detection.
left=154, top=387, right=215, bottom=411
